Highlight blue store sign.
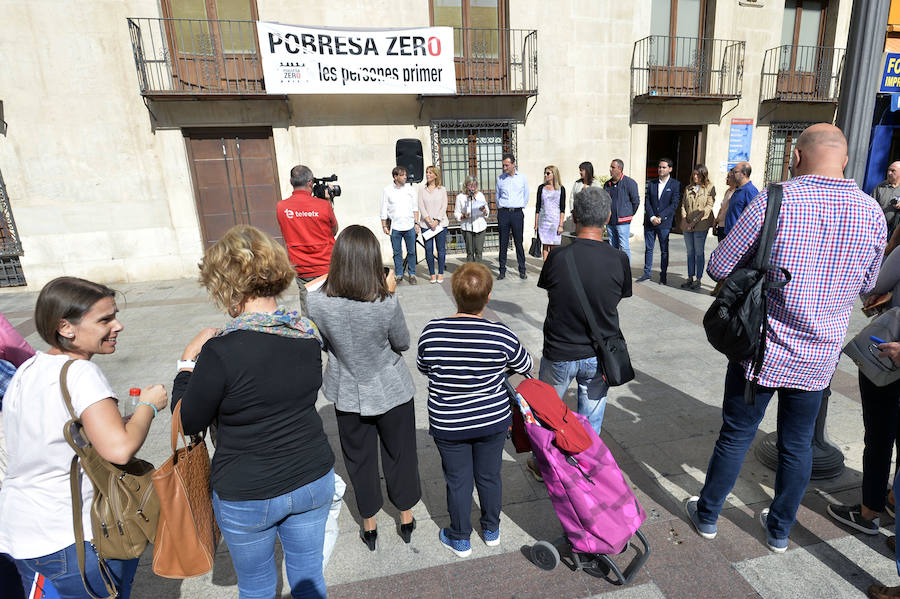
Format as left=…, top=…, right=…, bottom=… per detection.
left=882, top=53, right=900, bottom=93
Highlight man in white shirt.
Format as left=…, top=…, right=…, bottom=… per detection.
left=381, top=166, right=420, bottom=284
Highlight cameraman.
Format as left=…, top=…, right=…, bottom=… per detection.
left=276, top=164, right=338, bottom=315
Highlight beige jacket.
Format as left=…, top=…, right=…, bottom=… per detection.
left=680, top=183, right=716, bottom=231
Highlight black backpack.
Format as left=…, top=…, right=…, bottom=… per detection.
left=702, top=184, right=791, bottom=403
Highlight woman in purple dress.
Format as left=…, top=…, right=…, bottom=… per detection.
left=534, top=165, right=566, bottom=260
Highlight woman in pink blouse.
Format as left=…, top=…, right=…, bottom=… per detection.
left=418, top=165, right=450, bottom=283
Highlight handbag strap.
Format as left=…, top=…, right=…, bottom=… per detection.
left=60, top=360, right=118, bottom=599
left=564, top=247, right=606, bottom=350
left=744, top=184, right=791, bottom=404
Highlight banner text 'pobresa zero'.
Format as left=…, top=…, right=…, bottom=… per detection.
left=256, top=23, right=457, bottom=95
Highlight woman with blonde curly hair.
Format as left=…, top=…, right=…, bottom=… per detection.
left=174, top=225, right=335, bottom=599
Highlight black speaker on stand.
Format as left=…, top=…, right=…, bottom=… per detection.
left=396, top=138, right=424, bottom=183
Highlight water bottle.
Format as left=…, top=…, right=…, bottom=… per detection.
left=122, top=387, right=141, bottom=417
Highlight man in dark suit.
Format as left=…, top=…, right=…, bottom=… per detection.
left=637, top=157, right=680, bottom=284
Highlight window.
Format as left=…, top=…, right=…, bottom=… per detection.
left=430, top=1, right=510, bottom=92
left=765, top=122, right=812, bottom=184
left=650, top=0, right=706, bottom=66
left=161, top=0, right=262, bottom=92
left=430, top=120, right=517, bottom=250
left=779, top=1, right=826, bottom=71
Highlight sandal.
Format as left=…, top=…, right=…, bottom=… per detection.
left=437, top=274, right=444, bottom=283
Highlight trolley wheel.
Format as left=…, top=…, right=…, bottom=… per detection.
left=531, top=541, right=560, bottom=571
left=581, top=555, right=611, bottom=579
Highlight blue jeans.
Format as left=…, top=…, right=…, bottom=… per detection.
left=696, top=362, right=823, bottom=541
left=539, top=356, right=609, bottom=434
left=11, top=542, right=138, bottom=599
left=390, top=228, right=416, bottom=277
left=683, top=230, right=708, bottom=279
left=606, top=223, right=632, bottom=261
left=434, top=431, right=506, bottom=541
left=423, top=228, right=447, bottom=275
left=213, top=469, right=335, bottom=599
left=643, top=227, right=670, bottom=278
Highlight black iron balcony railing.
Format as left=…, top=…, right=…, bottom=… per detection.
left=631, top=35, right=744, bottom=100
left=760, top=45, right=844, bottom=103
left=128, top=17, right=265, bottom=96
left=449, top=28, right=538, bottom=95
left=127, top=18, right=538, bottom=97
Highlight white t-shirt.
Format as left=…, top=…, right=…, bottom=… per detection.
left=0, top=352, right=116, bottom=558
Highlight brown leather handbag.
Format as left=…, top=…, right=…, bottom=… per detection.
left=151, top=400, right=220, bottom=578
left=60, top=360, right=159, bottom=599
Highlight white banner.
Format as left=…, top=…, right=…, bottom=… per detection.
left=256, top=22, right=457, bottom=95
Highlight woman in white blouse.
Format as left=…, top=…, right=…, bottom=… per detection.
left=454, top=176, right=490, bottom=263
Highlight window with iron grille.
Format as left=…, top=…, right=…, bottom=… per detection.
left=430, top=119, right=517, bottom=252
left=765, top=122, right=813, bottom=185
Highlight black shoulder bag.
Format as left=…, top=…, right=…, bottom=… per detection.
left=702, top=184, right=792, bottom=403
left=564, top=248, right=635, bottom=386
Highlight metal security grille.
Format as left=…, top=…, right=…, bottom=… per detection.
left=0, top=168, right=25, bottom=287
left=765, top=122, right=812, bottom=185
left=430, top=119, right=517, bottom=253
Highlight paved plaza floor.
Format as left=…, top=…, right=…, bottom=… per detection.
left=1, top=236, right=896, bottom=598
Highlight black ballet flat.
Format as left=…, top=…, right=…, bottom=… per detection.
left=399, top=518, right=416, bottom=544
left=361, top=528, right=377, bottom=551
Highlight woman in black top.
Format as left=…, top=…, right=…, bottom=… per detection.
left=175, top=225, right=334, bottom=599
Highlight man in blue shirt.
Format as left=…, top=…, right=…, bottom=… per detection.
left=723, top=162, right=758, bottom=236
left=496, top=153, right=529, bottom=279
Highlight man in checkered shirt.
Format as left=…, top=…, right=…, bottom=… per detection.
left=684, top=123, right=886, bottom=553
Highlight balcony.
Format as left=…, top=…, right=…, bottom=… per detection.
left=760, top=45, right=844, bottom=103
left=127, top=18, right=537, bottom=98
left=445, top=28, right=538, bottom=96
left=128, top=18, right=266, bottom=97
left=631, top=36, right=744, bottom=102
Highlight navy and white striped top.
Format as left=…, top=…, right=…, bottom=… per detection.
left=417, top=316, right=533, bottom=440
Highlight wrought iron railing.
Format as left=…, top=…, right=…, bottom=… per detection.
left=128, top=17, right=265, bottom=95
left=449, top=28, right=538, bottom=95
left=631, top=35, right=744, bottom=100
left=127, top=18, right=537, bottom=97
left=760, top=45, right=844, bottom=103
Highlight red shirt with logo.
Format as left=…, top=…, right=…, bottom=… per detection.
left=276, top=189, right=338, bottom=278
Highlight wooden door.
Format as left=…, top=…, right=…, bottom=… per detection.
left=431, top=0, right=508, bottom=93
left=184, top=128, right=282, bottom=248
left=777, top=0, right=827, bottom=99
left=163, top=0, right=262, bottom=93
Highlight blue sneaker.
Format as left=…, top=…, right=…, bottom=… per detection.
left=483, top=528, right=500, bottom=547
left=759, top=508, right=788, bottom=553
left=439, top=528, right=472, bottom=557
left=684, top=496, right=717, bottom=539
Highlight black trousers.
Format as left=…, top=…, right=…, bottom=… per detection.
left=498, top=207, right=526, bottom=275
left=859, top=371, right=900, bottom=511
left=335, top=398, right=421, bottom=520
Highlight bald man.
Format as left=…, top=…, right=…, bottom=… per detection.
left=722, top=161, right=757, bottom=237
left=873, top=161, right=900, bottom=238
left=684, top=123, right=886, bottom=554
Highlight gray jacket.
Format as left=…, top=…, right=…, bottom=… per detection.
left=307, top=290, right=415, bottom=416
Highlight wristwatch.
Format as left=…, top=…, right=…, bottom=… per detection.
left=177, top=359, right=196, bottom=372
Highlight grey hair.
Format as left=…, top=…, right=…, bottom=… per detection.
left=611, top=158, right=624, bottom=170
left=573, top=186, right=611, bottom=228
left=290, top=165, right=313, bottom=188
left=464, top=175, right=478, bottom=187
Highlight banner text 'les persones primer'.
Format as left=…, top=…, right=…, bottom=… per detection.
left=257, top=23, right=457, bottom=95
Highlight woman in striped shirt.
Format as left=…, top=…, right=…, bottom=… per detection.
left=417, top=262, right=532, bottom=557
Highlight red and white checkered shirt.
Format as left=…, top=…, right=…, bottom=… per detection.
left=707, top=175, right=886, bottom=391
